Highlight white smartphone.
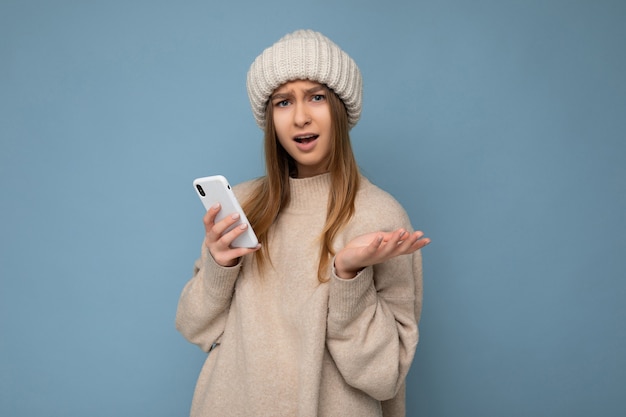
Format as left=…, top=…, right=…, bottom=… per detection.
left=193, top=175, right=259, bottom=248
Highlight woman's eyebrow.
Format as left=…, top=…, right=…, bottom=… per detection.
left=272, top=85, right=326, bottom=100
left=271, top=91, right=292, bottom=100
left=305, top=86, right=326, bottom=94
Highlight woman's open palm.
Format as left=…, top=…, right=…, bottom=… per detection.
left=334, top=229, right=430, bottom=279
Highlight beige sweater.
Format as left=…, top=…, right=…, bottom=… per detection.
left=176, top=173, right=423, bottom=417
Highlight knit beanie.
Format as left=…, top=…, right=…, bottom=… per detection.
left=246, top=29, right=362, bottom=130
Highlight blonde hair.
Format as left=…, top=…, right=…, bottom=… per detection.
left=241, top=86, right=360, bottom=282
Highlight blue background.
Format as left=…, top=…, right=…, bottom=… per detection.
left=1, top=0, right=625, bottom=416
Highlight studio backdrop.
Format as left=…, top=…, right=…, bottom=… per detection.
left=1, top=1, right=625, bottom=416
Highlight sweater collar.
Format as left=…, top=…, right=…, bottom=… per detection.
left=285, top=173, right=331, bottom=213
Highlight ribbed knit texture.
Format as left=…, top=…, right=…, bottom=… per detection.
left=247, top=29, right=363, bottom=130
left=176, top=174, right=423, bottom=417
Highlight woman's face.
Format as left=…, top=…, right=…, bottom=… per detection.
left=271, top=80, right=332, bottom=178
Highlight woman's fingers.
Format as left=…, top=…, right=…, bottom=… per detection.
left=204, top=204, right=243, bottom=243
left=375, top=229, right=430, bottom=259
left=337, top=228, right=431, bottom=278
left=203, top=203, right=221, bottom=234
left=220, top=222, right=255, bottom=249
left=202, top=204, right=261, bottom=267
left=401, top=231, right=430, bottom=254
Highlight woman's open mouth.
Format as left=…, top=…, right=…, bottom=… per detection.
left=294, top=134, right=319, bottom=151
left=294, top=134, right=319, bottom=144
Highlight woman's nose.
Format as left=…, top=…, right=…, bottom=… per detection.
left=293, top=102, right=311, bottom=127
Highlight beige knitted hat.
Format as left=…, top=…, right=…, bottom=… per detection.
left=246, top=29, right=362, bottom=130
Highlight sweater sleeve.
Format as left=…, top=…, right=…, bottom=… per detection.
left=326, top=238, right=423, bottom=403
left=175, top=244, right=241, bottom=352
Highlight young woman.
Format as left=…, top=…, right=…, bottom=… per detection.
left=176, top=29, right=430, bottom=417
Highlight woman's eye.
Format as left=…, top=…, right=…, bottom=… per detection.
left=311, top=94, right=325, bottom=102
left=275, top=100, right=290, bottom=107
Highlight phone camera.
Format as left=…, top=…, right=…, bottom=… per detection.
left=196, top=184, right=206, bottom=196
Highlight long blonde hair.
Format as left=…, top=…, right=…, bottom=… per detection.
left=241, top=86, right=360, bottom=282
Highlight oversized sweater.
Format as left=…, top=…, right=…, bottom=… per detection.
left=176, top=173, right=423, bottom=417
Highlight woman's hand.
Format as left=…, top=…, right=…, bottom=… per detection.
left=203, top=203, right=261, bottom=267
left=334, top=229, right=430, bottom=279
